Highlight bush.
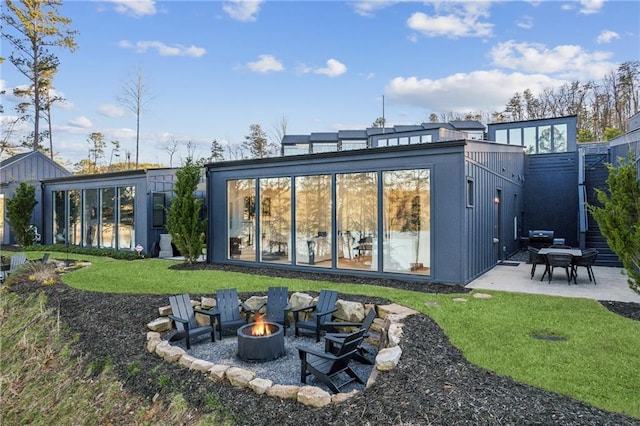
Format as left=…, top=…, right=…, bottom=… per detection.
left=23, top=245, right=141, bottom=260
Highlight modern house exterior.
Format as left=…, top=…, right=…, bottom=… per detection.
left=40, top=168, right=180, bottom=254
left=0, top=151, right=71, bottom=244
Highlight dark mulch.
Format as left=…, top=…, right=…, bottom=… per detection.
left=7, top=262, right=640, bottom=426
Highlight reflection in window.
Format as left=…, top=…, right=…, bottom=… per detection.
left=495, top=129, right=508, bottom=144
left=69, top=190, right=81, bottom=246
left=336, top=172, right=378, bottom=270
left=523, top=127, right=536, bottom=154
left=538, top=125, right=552, bottom=153
left=382, top=169, right=430, bottom=275
left=53, top=191, right=66, bottom=244
left=260, top=177, right=291, bottom=264
left=83, top=189, right=99, bottom=247
left=553, top=124, right=567, bottom=152
left=118, top=186, right=135, bottom=249
left=509, top=128, right=522, bottom=146
left=295, top=175, right=332, bottom=267
left=227, top=179, right=256, bottom=261
left=101, top=188, right=116, bottom=248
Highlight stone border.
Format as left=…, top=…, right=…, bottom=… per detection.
left=146, top=293, right=417, bottom=407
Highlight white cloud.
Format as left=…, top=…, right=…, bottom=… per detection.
left=314, top=59, right=347, bottom=77
left=385, top=70, right=566, bottom=113
left=118, top=40, right=206, bottom=57
left=98, top=104, right=127, bottom=117
left=579, top=0, right=604, bottom=14
left=596, top=30, right=620, bottom=44
left=488, top=40, right=616, bottom=80
left=246, top=55, right=284, bottom=73
left=223, top=0, right=264, bottom=22
left=68, top=116, right=92, bottom=128
left=105, top=0, right=157, bottom=17
left=516, top=15, right=534, bottom=29
left=407, top=2, right=494, bottom=39
left=352, top=1, right=400, bottom=17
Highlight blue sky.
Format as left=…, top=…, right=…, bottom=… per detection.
left=2, top=0, right=639, bottom=167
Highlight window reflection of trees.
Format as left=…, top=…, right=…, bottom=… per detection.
left=101, top=188, right=116, bottom=248
left=118, top=186, right=135, bottom=249
left=260, top=177, right=291, bottom=263
left=295, top=175, right=332, bottom=267
left=336, top=172, right=377, bottom=268
left=69, top=190, right=81, bottom=245
left=382, top=169, right=430, bottom=274
left=53, top=191, right=66, bottom=244
left=227, top=179, right=256, bottom=261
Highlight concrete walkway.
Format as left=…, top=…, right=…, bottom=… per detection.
left=466, top=261, right=640, bottom=303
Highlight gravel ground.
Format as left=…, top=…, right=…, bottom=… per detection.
left=7, top=260, right=640, bottom=426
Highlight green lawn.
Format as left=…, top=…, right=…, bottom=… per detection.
left=24, top=251, right=640, bottom=418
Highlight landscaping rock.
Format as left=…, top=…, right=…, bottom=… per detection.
left=297, top=386, right=332, bottom=408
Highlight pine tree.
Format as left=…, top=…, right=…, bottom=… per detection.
left=588, top=153, right=640, bottom=294
left=6, top=182, right=38, bottom=247
left=166, top=159, right=206, bottom=264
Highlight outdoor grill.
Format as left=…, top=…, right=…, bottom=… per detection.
left=528, top=230, right=554, bottom=249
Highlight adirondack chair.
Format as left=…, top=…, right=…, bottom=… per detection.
left=298, top=327, right=367, bottom=394
left=168, top=294, right=217, bottom=349
left=212, top=288, right=251, bottom=339
left=292, top=289, right=338, bottom=342
left=253, top=286, right=290, bottom=329
left=324, top=308, right=377, bottom=365
left=1, top=252, right=28, bottom=282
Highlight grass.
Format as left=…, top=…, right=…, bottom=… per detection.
left=0, top=290, right=233, bottom=425
left=11, top=251, right=640, bottom=419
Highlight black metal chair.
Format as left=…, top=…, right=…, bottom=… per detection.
left=528, top=246, right=548, bottom=281
left=298, top=328, right=367, bottom=394
left=546, top=253, right=574, bottom=284
left=572, top=249, right=598, bottom=285
left=292, top=289, right=338, bottom=342
left=212, top=288, right=251, bottom=339
left=168, top=294, right=217, bottom=349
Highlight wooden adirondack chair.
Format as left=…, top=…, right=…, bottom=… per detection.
left=292, top=289, right=338, bottom=342
left=168, top=294, right=217, bottom=349
left=212, top=288, right=251, bottom=339
left=324, top=308, right=377, bottom=365
left=297, top=328, right=367, bottom=394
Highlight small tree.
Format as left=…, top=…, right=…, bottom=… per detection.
left=6, top=182, right=38, bottom=247
left=588, top=153, right=640, bottom=294
left=166, top=158, right=206, bottom=264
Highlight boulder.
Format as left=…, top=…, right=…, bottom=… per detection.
left=377, top=303, right=418, bottom=320
left=179, top=354, right=198, bottom=368
left=332, top=389, right=359, bottom=404
left=334, top=300, right=365, bottom=322
left=226, top=367, right=256, bottom=388
left=297, top=386, right=332, bottom=408
left=266, top=384, right=300, bottom=400
left=376, top=346, right=402, bottom=371
left=158, top=305, right=172, bottom=316
left=249, top=377, right=273, bottom=395
left=147, top=317, right=172, bottom=332
left=209, top=364, right=230, bottom=382
left=190, top=359, right=215, bottom=372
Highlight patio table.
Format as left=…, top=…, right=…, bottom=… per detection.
left=538, top=248, right=582, bottom=283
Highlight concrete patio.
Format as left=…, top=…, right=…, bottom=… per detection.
left=466, top=261, right=640, bottom=303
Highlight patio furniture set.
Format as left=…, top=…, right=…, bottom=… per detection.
left=528, top=246, right=599, bottom=285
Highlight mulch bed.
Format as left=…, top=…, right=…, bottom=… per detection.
left=7, top=261, right=640, bottom=426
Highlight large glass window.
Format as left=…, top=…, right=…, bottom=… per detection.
left=227, top=179, right=256, bottom=261
left=83, top=189, right=99, bottom=247
left=553, top=124, right=567, bottom=152
left=53, top=191, right=66, bottom=244
left=260, top=177, right=291, bottom=264
left=382, top=169, right=430, bottom=275
left=341, top=140, right=367, bottom=151
left=495, top=129, right=507, bottom=144
left=509, top=128, right=522, bottom=146
left=523, top=127, right=536, bottom=154
left=295, top=175, right=332, bottom=267
left=538, top=125, right=552, bottom=153
left=101, top=188, right=116, bottom=248
left=312, top=143, right=338, bottom=154
left=118, top=186, right=135, bottom=249
left=69, top=190, right=81, bottom=245
left=336, top=172, right=378, bottom=270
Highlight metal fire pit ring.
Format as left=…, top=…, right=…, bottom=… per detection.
left=237, top=322, right=285, bottom=362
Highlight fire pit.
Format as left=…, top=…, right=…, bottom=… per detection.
left=237, top=314, right=285, bottom=362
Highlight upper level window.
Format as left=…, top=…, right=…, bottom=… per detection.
left=495, top=129, right=508, bottom=144
left=312, top=143, right=338, bottom=154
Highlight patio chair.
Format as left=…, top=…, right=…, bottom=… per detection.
left=263, top=286, right=290, bottom=328
left=546, top=253, right=574, bottom=284
left=528, top=246, right=549, bottom=281
left=324, top=308, right=377, bottom=365
left=292, top=289, right=338, bottom=342
left=1, top=252, right=28, bottom=282
left=212, top=288, right=251, bottom=339
left=572, top=249, right=598, bottom=285
left=168, top=294, right=217, bottom=349
left=298, top=327, right=367, bottom=394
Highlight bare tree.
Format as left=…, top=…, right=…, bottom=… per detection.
left=117, top=66, right=153, bottom=169
left=161, top=138, right=181, bottom=167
